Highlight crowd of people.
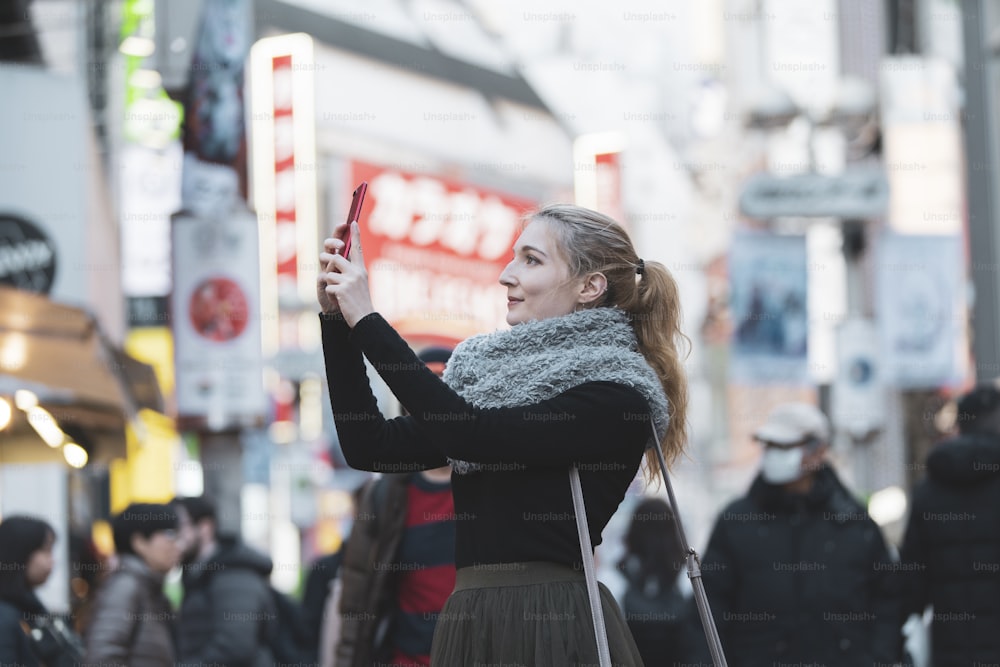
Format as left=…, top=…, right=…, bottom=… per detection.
left=1, top=204, right=998, bottom=666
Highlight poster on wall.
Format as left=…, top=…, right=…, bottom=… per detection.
left=345, top=161, right=538, bottom=344
left=171, top=211, right=265, bottom=428
left=729, top=232, right=810, bottom=384
left=876, top=233, right=964, bottom=388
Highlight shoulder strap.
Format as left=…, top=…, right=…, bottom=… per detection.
left=569, top=466, right=612, bottom=667
left=645, top=420, right=729, bottom=667
left=571, top=419, right=731, bottom=667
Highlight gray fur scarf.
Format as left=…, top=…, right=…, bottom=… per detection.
left=440, top=307, right=670, bottom=475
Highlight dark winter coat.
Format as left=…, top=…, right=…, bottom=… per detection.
left=699, top=465, right=902, bottom=667
left=331, top=473, right=411, bottom=667
left=0, top=599, right=39, bottom=667
left=83, top=555, right=175, bottom=667
left=900, top=433, right=1000, bottom=665
left=177, top=538, right=276, bottom=667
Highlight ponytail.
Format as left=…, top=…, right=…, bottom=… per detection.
left=632, top=260, right=690, bottom=483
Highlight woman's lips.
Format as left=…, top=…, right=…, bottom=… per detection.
left=507, top=298, right=523, bottom=307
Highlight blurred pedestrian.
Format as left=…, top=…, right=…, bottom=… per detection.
left=302, top=548, right=342, bottom=658
left=699, top=402, right=902, bottom=666
left=900, top=383, right=1000, bottom=665
left=617, top=497, right=693, bottom=666
left=318, top=204, right=689, bottom=665
left=0, top=515, right=84, bottom=667
left=174, top=495, right=277, bottom=667
left=83, top=503, right=179, bottom=667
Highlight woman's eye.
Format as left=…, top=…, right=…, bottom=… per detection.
left=525, top=255, right=539, bottom=265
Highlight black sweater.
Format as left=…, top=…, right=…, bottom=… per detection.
left=321, top=312, right=650, bottom=569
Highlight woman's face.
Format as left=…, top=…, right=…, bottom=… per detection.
left=499, top=220, right=585, bottom=326
left=132, top=529, right=181, bottom=575
left=26, top=535, right=54, bottom=588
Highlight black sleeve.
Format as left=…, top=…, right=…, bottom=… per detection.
left=339, top=312, right=651, bottom=467
left=0, top=615, right=28, bottom=665
left=899, top=490, right=930, bottom=618
left=301, top=552, right=341, bottom=646
left=321, top=313, right=449, bottom=472
left=868, top=521, right=904, bottom=663
left=697, top=515, right=738, bottom=661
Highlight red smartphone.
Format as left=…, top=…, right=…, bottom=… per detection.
left=341, top=181, right=367, bottom=260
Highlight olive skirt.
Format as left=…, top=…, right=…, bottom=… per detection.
left=429, top=561, right=645, bottom=666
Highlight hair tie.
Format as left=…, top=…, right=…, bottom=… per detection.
left=636, top=259, right=645, bottom=276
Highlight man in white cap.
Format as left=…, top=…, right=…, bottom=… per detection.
left=695, top=402, right=902, bottom=667
left=752, top=402, right=832, bottom=491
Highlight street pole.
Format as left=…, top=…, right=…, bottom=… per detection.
left=199, top=430, right=245, bottom=535
left=962, top=0, right=1000, bottom=382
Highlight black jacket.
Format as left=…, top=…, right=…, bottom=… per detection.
left=177, top=538, right=276, bottom=667
left=0, top=600, right=39, bottom=667
left=699, top=465, right=902, bottom=667
left=900, top=433, right=1000, bottom=665
left=1, top=595, right=82, bottom=667
left=321, top=313, right=649, bottom=570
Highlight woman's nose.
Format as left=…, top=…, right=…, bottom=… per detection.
left=498, top=261, right=516, bottom=287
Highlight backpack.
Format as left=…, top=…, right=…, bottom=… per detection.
left=267, top=585, right=318, bottom=664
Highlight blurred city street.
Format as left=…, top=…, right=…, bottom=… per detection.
left=1, top=1, right=996, bottom=666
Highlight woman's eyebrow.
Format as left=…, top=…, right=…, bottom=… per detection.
left=516, top=245, right=548, bottom=257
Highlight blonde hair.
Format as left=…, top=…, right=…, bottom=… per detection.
left=530, top=204, right=690, bottom=482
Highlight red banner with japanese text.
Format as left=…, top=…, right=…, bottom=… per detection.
left=348, top=162, right=538, bottom=346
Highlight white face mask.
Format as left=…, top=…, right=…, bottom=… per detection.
left=760, top=446, right=805, bottom=484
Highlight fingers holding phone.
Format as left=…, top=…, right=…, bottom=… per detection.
left=322, top=223, right=374, bottom=327
left=316, top=183, right=373, bottom=324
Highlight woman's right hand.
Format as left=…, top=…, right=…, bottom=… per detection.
left=317, top=222, right=349, bottom=314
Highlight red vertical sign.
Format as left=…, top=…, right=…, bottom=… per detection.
left=272, top=55, right=297, bottom=309
left=594, top=151, right=624, bottom=228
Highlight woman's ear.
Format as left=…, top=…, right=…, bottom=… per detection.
left=579, top=272, right=608, bottom=305
left=131, top=532, right=149, bottom=558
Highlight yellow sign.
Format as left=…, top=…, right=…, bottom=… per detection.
left=109, top=408, right=179, bottom=514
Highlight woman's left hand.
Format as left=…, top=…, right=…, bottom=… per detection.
left=320, top=221, right=376, bottom=327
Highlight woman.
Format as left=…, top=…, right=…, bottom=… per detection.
left=0, top=516, right=83, bottom=667
left=318, top=204, right=688, bottom=665
left=83, top=503, right=179, bottom=667
left=619, top=497, right=693, bottom=666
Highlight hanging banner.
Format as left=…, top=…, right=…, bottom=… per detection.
left=120, top=143, right=183, bottom=298
left=879, top=57, right=963, bottom=235
left=876, top=233, right=964, bottom=388
left=182, top=0, right=251, bottom=210
left=729, top=232, right=810, bottom=384
left=171, top=211, right=265, bottom=428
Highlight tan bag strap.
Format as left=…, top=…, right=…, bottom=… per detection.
left=647, top=420, right=729, bottom=667
left=569, top=466, right=613, bottom=667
